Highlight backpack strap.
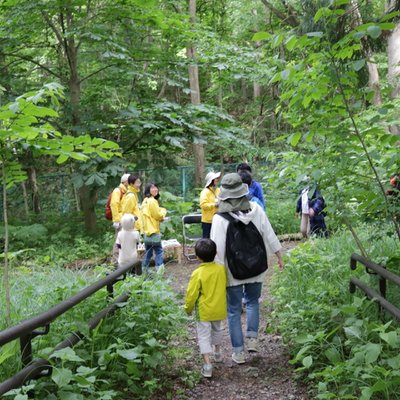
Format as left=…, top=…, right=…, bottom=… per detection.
left=218, top=212, right=235, bottom=222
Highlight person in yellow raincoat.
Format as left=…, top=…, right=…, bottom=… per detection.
left=121, top=174, right=142, bottom=230
left=200, top=171, right=221, bottom=239
left=141, top=182, right=167, bottom=273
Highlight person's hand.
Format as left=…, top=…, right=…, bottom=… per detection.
left=112, top=222, right=121, bottom=229
left=309, top=208, right=315, bottom=217
left=295, top=212, right=300, bottom=219
left=278, top=258, right=284, bottom=271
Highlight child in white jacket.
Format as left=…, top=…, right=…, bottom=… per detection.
left=116, top=213, right=140, bottom=273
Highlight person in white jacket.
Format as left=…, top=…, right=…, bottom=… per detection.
left=210, top=173, right=284, bottom=365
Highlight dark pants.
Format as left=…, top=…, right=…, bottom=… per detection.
left=202, top=222, right=212, bottom=239
left=310, top=215, right=328, bottom=238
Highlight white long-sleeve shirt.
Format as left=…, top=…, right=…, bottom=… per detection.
left=210, top=203, right=281, bottom=287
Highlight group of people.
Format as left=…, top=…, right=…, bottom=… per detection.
left=199, top=163, right=266, bottom=239
left=186, top=164, right=333, bottom=378
left=110, top=174, right=167, bottom=274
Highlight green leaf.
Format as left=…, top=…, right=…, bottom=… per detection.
left=288, top=132, right=301, bottom=146
left=117, top=348, right=140, bottom=360
left=364, top=343, right=381, bottom=364
left=50, top=348, right=84, bottom=362
left=353, top=59, right=365, bottom=71
left=56, top=154, right=69, bottom=164
left=366, top=25, right=382, bottom=39
left=302, top=355, right=313, bottom=368
left=0, top=341, right=18, bottom=365
left=379, top=331, right=398, bottom=348
left=52, top=368, right=73, bottom=388
left=285, top=35, right=298, bottom=51
left=252, top=31, right=271, bottom=41
left=324, top=347, right=341, bottom=363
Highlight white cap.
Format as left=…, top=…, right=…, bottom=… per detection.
left=120, top=173, right=130, bottom=183
left=204, top=171, right=221, bottom=188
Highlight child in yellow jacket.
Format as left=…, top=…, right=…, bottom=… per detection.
left=184, top=239, right=227, bottom=378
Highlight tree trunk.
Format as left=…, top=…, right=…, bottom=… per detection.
left=27, top=166, right=41, bottom=214
left=388, top=21, right=400, bottom=134
left=21, top=182, right=29, bottom=219
left=349, top=0, right=382, bottom=106
left=78, top=185, right=97, bottom=234
left=187, top=0, right=205, bottom=187
left=2, top=162, right=11, bottom=326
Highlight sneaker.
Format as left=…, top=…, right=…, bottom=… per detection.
left=213, top=352, right=223, bottom=363
left=247, top=337, right=259, bottom=353
left=201, top=363, right=213, bottom=378
left=231, top=351, right=246, bottom=364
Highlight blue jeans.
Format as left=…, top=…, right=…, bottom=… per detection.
left=227, top=283, right=262, bottom=353
left=142, top=243, right=164, bottom=271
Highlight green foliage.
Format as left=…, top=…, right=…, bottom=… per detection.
left=269, top=227, right=400, bottom=398
left=0, top=224, right=48, bottom=248
left=266, top=195, right=300, bottom=235
left=1, top=274, right=188, bottom=400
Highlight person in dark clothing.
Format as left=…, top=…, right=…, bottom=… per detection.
left=296, top=184, right=328, bottom=238
left=236, top=163, right=265, bottom=209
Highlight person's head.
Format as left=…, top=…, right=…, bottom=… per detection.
left=218, top=173, right=249, bottom=201
left=121, top=213, right=136, bottom=231
left=120, top=173, right=130, bottom=188
left=128, top=174, right=141, bottom=189
left=239, top=170, right=252, bottom=187
left=236, top=162, right=252, bottom=174
left=195, top=238, right=217, bottom=263
left=144, top=182, right=160, bottom=200
left=204, top=171, right=221, bottom=188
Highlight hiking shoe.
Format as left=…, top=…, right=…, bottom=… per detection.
left=213, top=352, right=223, bottom=363
left=231, top=351, right=246, bottom=364
left=247, top=338, right=259, bottom=353
left=201, top=363, right=213, bottom=378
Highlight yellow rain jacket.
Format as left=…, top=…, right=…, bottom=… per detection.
left=121, top=185, right=141, bottom=231
left=184, top=262, right=227, bottom=321
left=199, top=187, right=220, bottom=223
left=141, top=196, right=167, bottom=236
left=110, top=184, right=127, bottom=223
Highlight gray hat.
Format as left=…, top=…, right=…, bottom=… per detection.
left=204, top=171, right=221, bottom=188
left=218, top=173, right=249, bottom=200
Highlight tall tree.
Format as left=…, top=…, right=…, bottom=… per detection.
left=187, top=0, right=205, bottom=186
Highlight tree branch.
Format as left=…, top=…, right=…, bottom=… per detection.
left=261, top=0, right=299, bottom=27
left=1, top=53, right=62, bottom=79
left=79, top=64, right=118, bottom=83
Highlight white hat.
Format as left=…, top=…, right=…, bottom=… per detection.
left=204, top=171, right=221, bottom=188
left=120, top=173, right=130, bottom=183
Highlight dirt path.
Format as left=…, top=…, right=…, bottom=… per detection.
left=162, top=240, right=309, bottom=400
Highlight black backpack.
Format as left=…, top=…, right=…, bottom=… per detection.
left=219, top=212, right=268, bottom=280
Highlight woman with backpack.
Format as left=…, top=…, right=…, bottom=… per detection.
left=210, top=173, right=284, bottom=365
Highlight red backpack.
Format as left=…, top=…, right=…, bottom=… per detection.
left=105, top=188, right=124, bottom=220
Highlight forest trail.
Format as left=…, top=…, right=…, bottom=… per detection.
left=161, top=240, right=309, bottom=400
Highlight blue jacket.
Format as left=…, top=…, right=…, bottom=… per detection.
left=249, top=180, right=265, bottom=209
left=296, top=187, right=327, bottom=237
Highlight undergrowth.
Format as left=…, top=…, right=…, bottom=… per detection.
left=269, top=224, right=400, bottom=399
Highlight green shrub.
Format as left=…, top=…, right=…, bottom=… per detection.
left=269, top=226, right=400, bottom=399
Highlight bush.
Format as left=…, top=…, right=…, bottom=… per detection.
left=269, top=226, right=400, bottom=399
